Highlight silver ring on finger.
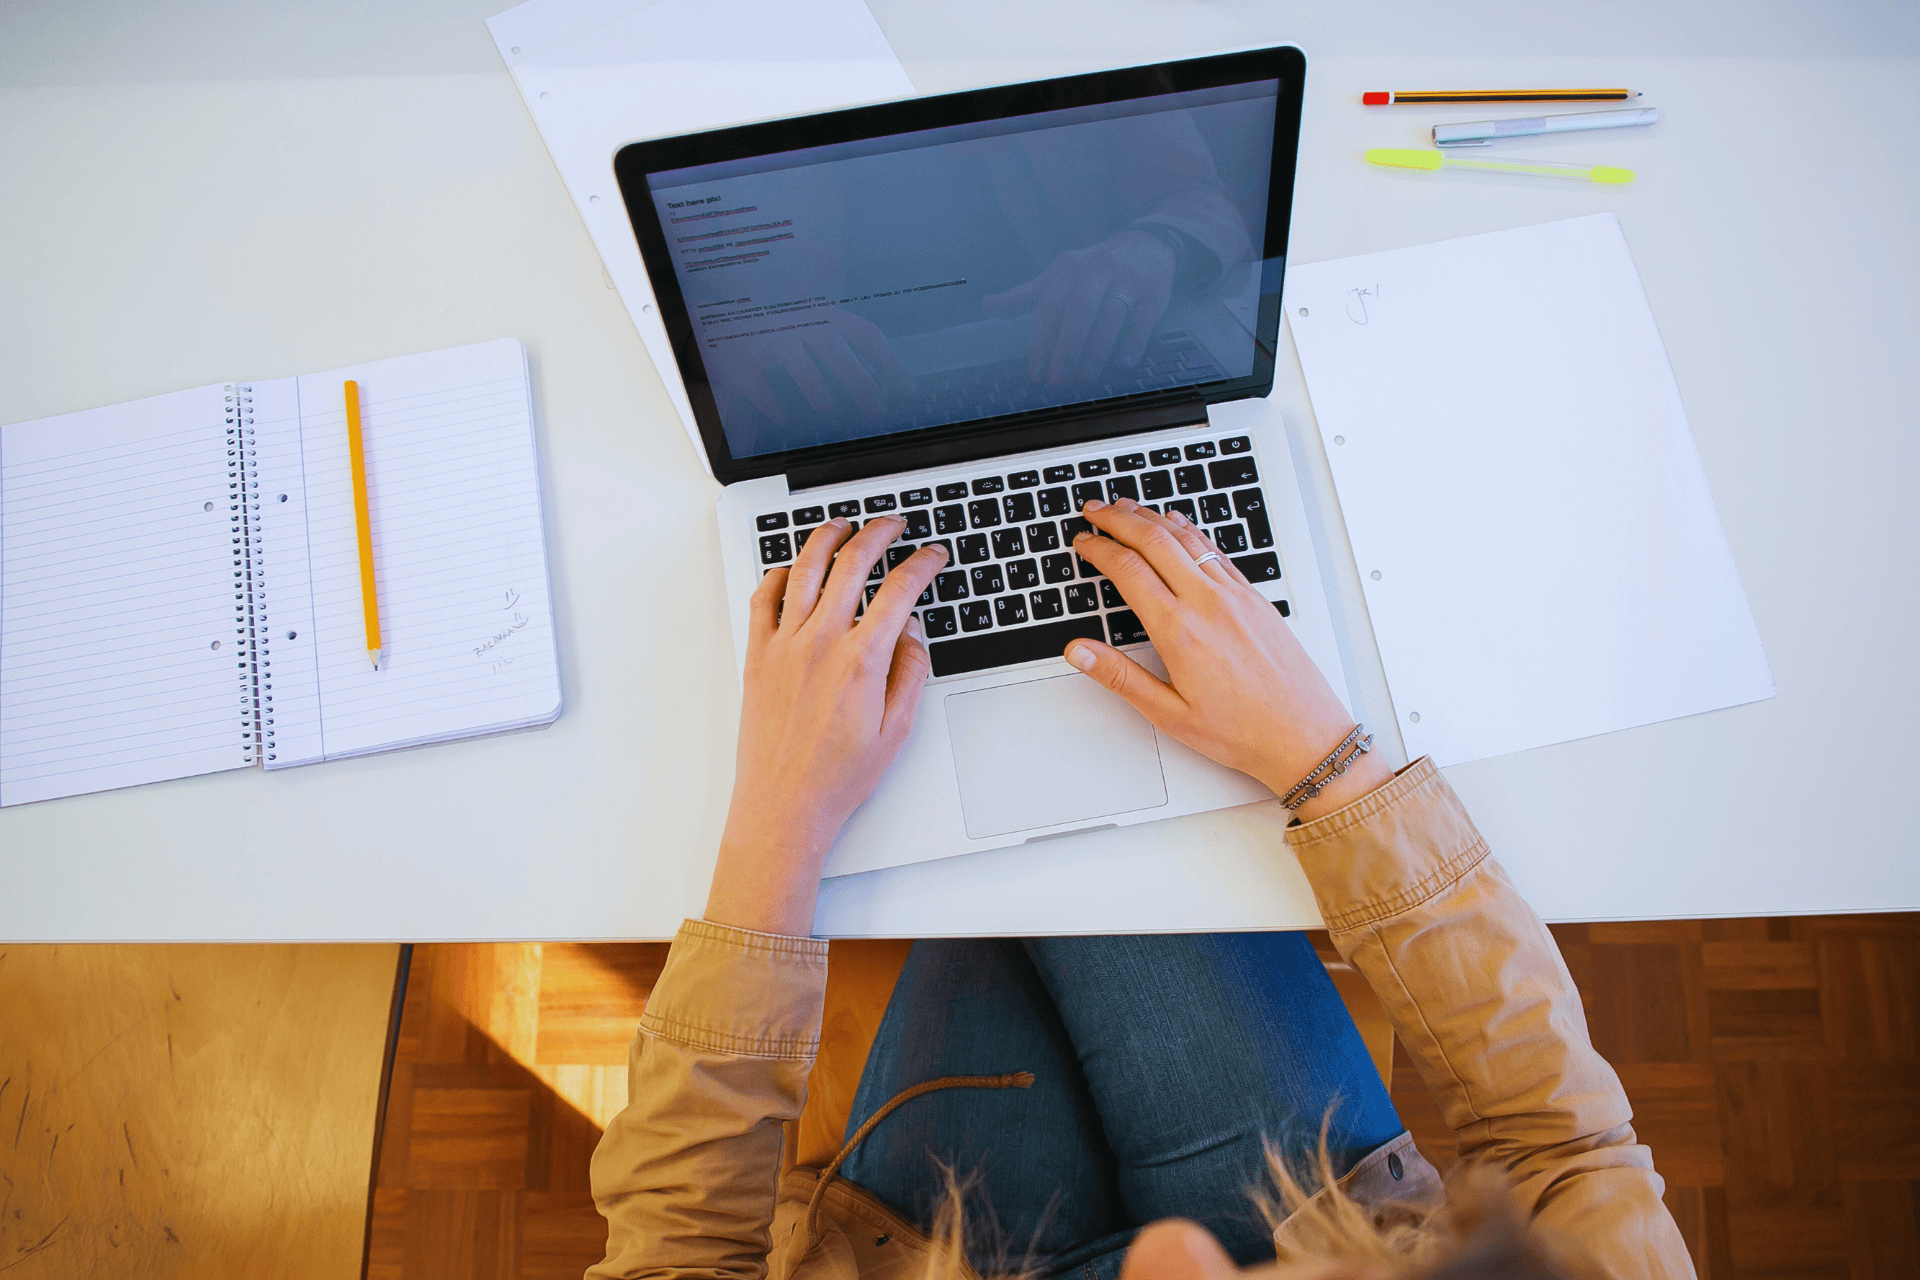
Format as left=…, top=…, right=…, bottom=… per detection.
left=1192, top=551, right=1223, bottom=568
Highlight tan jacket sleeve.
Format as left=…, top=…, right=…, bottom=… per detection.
left=1286, top=758, right=1694, bottom=1279
left=588, top=918, right=829, bottom=1280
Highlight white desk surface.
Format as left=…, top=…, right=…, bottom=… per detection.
left=2, top=2, right=1916, bottom=941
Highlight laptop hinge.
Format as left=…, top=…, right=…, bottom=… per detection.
left=788, top=398, right=1211, bottom=491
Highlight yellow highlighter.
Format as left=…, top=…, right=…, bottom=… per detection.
left=1366, top=147, right=1635, bottom=183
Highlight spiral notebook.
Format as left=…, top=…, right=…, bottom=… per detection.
left=0, top=338, right=562, bottom=807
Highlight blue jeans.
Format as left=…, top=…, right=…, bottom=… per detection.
left=838, top=934, right=1401, bottom=1280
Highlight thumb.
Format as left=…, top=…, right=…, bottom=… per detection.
left=1064, top=639, right=1187, bottom=729
left=879, top=616, right=934, bottom=743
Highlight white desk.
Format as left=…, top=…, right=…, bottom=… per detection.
left=2, top=2, right=1916, bottom=940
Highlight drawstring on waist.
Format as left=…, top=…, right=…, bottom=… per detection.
left=802, top=1071, right=1035, bottom=1248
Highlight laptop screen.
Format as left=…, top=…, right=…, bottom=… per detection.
left=616, top=49, right=1303, bottom=484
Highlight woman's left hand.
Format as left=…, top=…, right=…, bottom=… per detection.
left=705, top=515, right=949, bottom=935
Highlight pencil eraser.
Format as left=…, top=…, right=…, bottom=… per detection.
left=1362, top=91, right=1391, bottom=105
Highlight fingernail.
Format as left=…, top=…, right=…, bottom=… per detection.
left=1084, top=498, right=1106, bottom=512
left=1117, top=497, right=1138, bottom=511
left=907, top=614, right=925, bottom=641
left=1168, top=510, right=1189, bottom=526
left=1065, top=642, right=1095, bottom=671
left=829, top=516, right=849, bottom=529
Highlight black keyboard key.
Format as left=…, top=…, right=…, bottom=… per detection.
left=1041, top=553, right=1076, bottom=584
left=1061, top=514, right=1093, bottom=542
left=957, top=533, right=990, bottom=563
left=972, top=476, right=1005, bottom=495
left=864, top=493, right=897, bottom=513
left=1003, top=492, right=1036, bottom=523
left=1274, top=599, right=1291, bottom=618
left=828, top=499, right=861, bottom=518
left=934, top=503, right=966, bottom=534
left=1026, top=521, right=1060, bottom=552
left=1219, top=435, right=1252, bottom=455
left=993, top=595, right=1028, bottom=627
left=917, top=582, right=934, bottom=605
left=1208, top=457, right=1258, bottom=489
left=1184, top=441, right=1216, bottom=460
left=902, top=509, right=932, bottom=540
left=886, top=545, right=915, bottom=569
left=990, top=528, right=1025, bottom=558
left=792, top=505, right=824, bottom=525
left=1200, top=493, right=1233, bottom=524
left=1078, top=458, right=1111, bottom=477
left=1232, top=487, right=1274, bottom=548
left=928, top=615, right=1105, bottom=677
left=1149, top=447, right=1182, bottom=465
left=1030, top=588, right=1064, bottom=619
left=794, top=525, right=815, bottom=550
left=923, top=605, right=958, bottom=637
left=1114, top=452, right=1147, bottom=471
left=1214, top=523, right=1249, bottom=554
left=1071, top=482, right=1103, bottom=509
left=868, top=556, right=885, bottom=580
left=756, top=512, right=789, bottom=531
left=1006, top=558, right=1039, bottom=590
left=1043, top=464, right=1077, bottom=483
left=935, top=570, right=970, bottom=601
left=1105, top=609, right=1149, bottom=645
left=1078, top=555, right=1103, bottom=579
left=900, top=487, right=933, bottom=507
left=936, top=481, right=969, bottom=501
left=1174, top=465, right=1207, bottom=495
left=1231, top=551, right=1282, bottom=582
left=1140, top=469, right=1173, bottom=500
left=970, top=564, right=1005, bottom=595
left=758, top=533, right=792, bottom=564
left=1099, top=579, right=1126, bottom=610
left=1038, top=486, right=1071, bottom=517
left=958, top=601, right=994, bottom=632
left=968, top=499, right=1002, bottom=528
left=1164, top=497, right=1198, bottom=523
left=1008, top=470, right=1040, bottom=488
left=1064, top=582, right=1100, bottom=613
left=1106, top=475, right=1139, bottom=502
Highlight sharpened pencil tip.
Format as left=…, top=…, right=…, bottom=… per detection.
left=369, top=649, right=384, bottom=671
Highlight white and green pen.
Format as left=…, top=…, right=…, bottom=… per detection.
left=1365, top=148, right=1635, bottom=183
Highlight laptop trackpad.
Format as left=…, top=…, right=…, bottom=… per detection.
left=944, top=674, right=1168, bottom=840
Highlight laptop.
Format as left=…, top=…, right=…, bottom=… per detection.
left=614, top=47, right=1346, bottom=878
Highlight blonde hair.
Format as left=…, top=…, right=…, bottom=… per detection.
left=910, top=1134, right=1591, bottom=1280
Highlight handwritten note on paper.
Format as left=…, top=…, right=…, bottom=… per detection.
left=1287, top=214, right=1773, bottom=768
left=263, top=339, right=561, bottom=767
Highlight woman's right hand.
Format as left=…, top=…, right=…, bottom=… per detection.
left=1065, top=498, right=1393, bottom=822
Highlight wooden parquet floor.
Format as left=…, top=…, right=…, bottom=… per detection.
left=368, top=914, right=1918, bottom=1280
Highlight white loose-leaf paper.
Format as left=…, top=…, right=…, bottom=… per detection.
left=1287, top=214, right=1773, bottom=767
left=486, top=0, right=915, bottom=471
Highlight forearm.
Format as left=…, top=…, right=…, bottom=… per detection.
left=589, top=921, right=829, bottom=1280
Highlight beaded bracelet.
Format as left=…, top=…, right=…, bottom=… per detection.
left=1279, top=724, right=1376, bottom=811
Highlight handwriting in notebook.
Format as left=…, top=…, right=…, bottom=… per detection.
left=1345, top=283, right=1381, bottom=325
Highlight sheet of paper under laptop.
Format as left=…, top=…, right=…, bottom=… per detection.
left=1286, top=214, right=1773, bottom=767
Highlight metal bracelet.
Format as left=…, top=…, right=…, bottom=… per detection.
left=1279, top=724, right=1369, bottom=811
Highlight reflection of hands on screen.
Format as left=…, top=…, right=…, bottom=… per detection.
left=706, top=307, right=914, bottom=431
left=980, top=228, right=1177, bottom=387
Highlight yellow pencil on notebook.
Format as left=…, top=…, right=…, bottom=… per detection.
left=343, top=380, right=384, bottom=670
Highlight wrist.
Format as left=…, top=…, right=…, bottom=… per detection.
left=1284, top=749, right=1394, bottom=823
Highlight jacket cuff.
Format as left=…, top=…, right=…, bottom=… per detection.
left=636, top=918, right=830, bottom=1061
left=1282, top=758, right=1491, bottom=934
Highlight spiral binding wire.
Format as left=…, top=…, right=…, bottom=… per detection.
left=224, top=385, right=275, bottom=764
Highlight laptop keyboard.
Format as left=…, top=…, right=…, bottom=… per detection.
left=754, top=432, right=1288, bottom=679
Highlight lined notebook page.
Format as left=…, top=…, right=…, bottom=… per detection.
left=265, top=339, right=561, bottom=767
left=1, top=386, right=250, bottom=806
